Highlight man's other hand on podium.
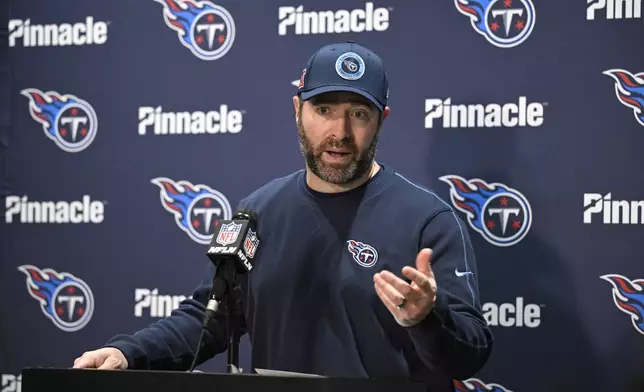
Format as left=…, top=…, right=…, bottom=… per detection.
left=72, top=347, right=129, bottom=370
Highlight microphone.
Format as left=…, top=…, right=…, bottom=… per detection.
left=204, top=207, right=259, bottom=320
left=188, top=208, right=260, bottom=373
left=206, top=207, right=259, bottom=274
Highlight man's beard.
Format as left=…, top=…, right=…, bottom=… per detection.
left=297, top=115, right=379, bottom=185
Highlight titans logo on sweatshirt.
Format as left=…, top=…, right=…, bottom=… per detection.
left=347, top=240, right=379, bottom=267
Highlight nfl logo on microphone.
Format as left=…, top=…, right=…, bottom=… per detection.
left=216, top=222, right=242, bottom=246
left=243, top=229, right=259, bottom=259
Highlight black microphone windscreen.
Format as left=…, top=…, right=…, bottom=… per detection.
left=232, top=208, right=258, bottom=222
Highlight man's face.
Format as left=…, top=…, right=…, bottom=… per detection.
left=295, top=91, right=383, bottom=185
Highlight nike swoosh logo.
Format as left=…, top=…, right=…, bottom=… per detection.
left=455, top=268, right=474, bottom=277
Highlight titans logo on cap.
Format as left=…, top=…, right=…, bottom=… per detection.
left=21, top=88, right=98, bottom=153
left=335, top=52, right=366, bottom=81
left=298, top=68, right=307, bottom=89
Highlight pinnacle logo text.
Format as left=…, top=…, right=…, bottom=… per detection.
left=587, top=0, right=642, bottom=20
left=5, top=195, right=105, bottom=224
left=483, top=297, right=542, bottom=328
left=425, top=97, right=545, bottom=128
left=583, top=193, right=644, bottom=224
left=8, top=17, right=108, bottom=47
left=1, top=374, right=21, bottom=392
left=278, top=2, right=390, bottom=36
left=134, top=288, right=187, bottom=318
left=138, top=106, right=243, bottom=135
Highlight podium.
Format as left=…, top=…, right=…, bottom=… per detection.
left=21, top=367, right=427, bottom=392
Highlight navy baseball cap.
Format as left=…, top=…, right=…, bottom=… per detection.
left=296, top=41, right=389, bottom=112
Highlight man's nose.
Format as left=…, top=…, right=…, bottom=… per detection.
left=329, top=114, right=352, bottom=140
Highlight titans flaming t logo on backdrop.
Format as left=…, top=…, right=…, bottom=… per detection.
left=440, top=175, right=532, bottom=247
left=603, top=69, right=644, bottom=127
left=455, top=0, right=536, bottom=48
left=18, top=265, right=94, bottom=332
left=154, top=0, right=235, bottom=61
left=600, top=274, right=644, bottom=336
left=21, top=88, right=98, bottom=153
left=152, top=177, right=232, bottom=244
left=454, top=378, right=512, bottom=391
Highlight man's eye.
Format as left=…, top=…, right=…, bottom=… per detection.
left=316, top=107, right=329, bottom=114
left=354, top=111, right=369, bottom=120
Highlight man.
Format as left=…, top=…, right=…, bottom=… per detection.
left=73, top=41, right=494, bottom=391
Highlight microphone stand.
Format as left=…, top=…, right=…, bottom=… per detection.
left=191, top=259, right=243, bottom=374
left=224, top=262, right=243, bottom=374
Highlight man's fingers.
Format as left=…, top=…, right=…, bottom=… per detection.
left=73, top=348, right=128, bottom=370
left=98, top=357, right=118, bottom=370
left=376, top=270, right=412, bottom=297
left=73, top=355, right=98, bottom=369
left=374, top=274, right=406, bottom=306
left=374, top=281, right=401, bottom=315
left=402, top=266, right=433, bottom=293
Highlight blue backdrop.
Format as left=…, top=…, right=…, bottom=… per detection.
left=2, top=1, right=644, bottom=391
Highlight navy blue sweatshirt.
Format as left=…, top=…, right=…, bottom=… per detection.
left=105, top=164, right=493, bottom=391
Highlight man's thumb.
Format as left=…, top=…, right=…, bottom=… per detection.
left=416, top=248, right=433, bottom=274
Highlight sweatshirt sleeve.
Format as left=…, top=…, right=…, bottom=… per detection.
left=405, top=209, right=494, bottom=380
left=103, top=262, right=248, bottom=370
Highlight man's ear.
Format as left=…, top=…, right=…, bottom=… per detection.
left=293, top=96, right=300, bottom=120
left=382, top=106, right=390, bottom=121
